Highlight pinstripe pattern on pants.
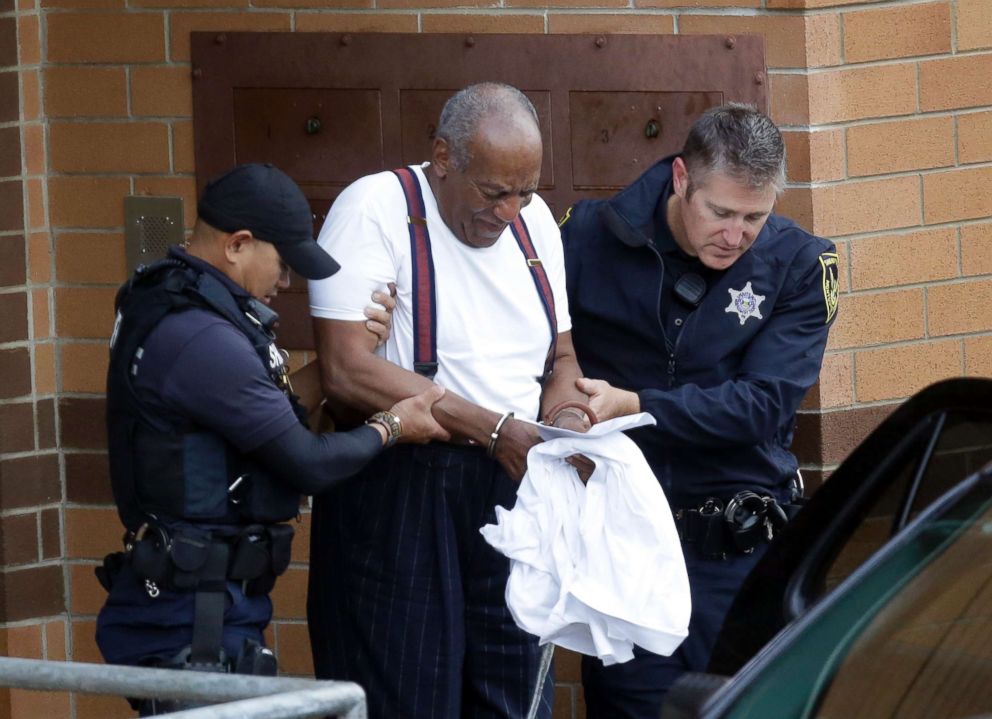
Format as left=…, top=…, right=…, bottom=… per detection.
left=307, top=442, right=554, bottom=719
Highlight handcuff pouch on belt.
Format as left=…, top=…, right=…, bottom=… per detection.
left=675, top=491, right=790, bottom=560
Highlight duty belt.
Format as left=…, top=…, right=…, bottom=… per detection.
left=673, top=491, right=794, bottom=560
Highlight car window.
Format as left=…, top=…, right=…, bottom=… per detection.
left=812, top=497, right=992, bottom=718
left=821, top=411, right=992, bottom=594
left=721, top=477, right=992, bottom=719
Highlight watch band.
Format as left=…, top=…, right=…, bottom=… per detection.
left=367, top=410, right=402, bottom=448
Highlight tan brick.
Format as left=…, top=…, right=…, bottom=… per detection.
left=65, top=507, right=121, bottom=560
left=49, top=176, right=128, bottom=229
left=958, top=111, right=992, bottom=164
left=847, top=116, right=954, bottom=177
left=379, top=0, right=480, bottom=7
left=855, top=340, right=961, bottom=403
left=17, top=14, right=40, bottom=65
left=295, top=12, right=417, bottom=31
left=6, top=624, right=42, bottom=658
left=173, top=121, right=195, bottom=174
left=45, top=619, right=66, bottom=661
left=843, top=1, right=950, bottom=63
left=45, top=67, right=127, bottom=118
left=50, top=122, right=170, bottom=174
left=828, top=288, right=924, bottom=350
left=923, top=166, right=992, bottom=224
left=678, top=14, right=808, bottom=69
left=509, top=0, right=622, bottom=7
left=55, top=287, right=117, bottom=339
left=768, top=0, right=863, bottom=7
left=782, top=129, right=845, bottom=184
left=275, top=622, right=314, bottom=676
left=134, top=176, right=197, bottom=229
left=71, top=619, right=103, bottom=663
left=29, top=231, right=50, bottom=283
left=639, top=0, right=757, bottom=7
left=169, top=13, right=291, bottom=62
left=805, top=12, right=843, bottom=68
left=425, top=13, right=545, bottom=33
left=258, top=0, right=364, bottom=8
left=33, top=288, right=52, bottom=340
left=75, top=694, right=137, bottom=719
left=289, top=510, right=311, bottom=564
left=22, top=69, right=40, bottom=121
left=43, top=0, right=122, bottom=9
left=812, top=176, right=920, bottom=238
left=61, top=342, right=109, bottom=393
left=808, top=63, right=917, bottom=124
left=23, top=123, right=44, bottom=175
left=920, top=54, right=992, bottom=112
left=957, top=0, right=992, bottom=51
left=769, top=72, right=809, bottom=126
left=548, top=14, right=675, bottom=34
left=69, top=563, right=106, bottom=615
left=849, top=228, right=957, bottom=291
left=775, top=187, right=814, bottom=236
left=270, top=567, right=308, bottom=619
left=131, top=66, right=193, bottom=117
left=962, top=222, right=992, bottom=276
left=817, top=351, right=854, bottom=408
left=56, top=232, right=126, bottom=284
left=8, top=689, right=70, bottom=718
left=47, top=13, right=165, bottom=63
left=132, top=0, right=243, bottom=7
left=928, top=279, right=992, bottom=336
left=34, top=341, right=55, bottom=393
left=27, top=177, right=46, bottom=230
left=965, top=336, right=992, bottom=377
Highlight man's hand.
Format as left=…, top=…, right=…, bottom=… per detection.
left=575, top=377, right=640, bottom=422
left=492, top=418, right=542, bottom=482
left=364, top=282, right=397, bottom=348
left=389, top=384, right=451, bottom=444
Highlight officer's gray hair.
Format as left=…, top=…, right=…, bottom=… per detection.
left=436, top=83, right=540, bottom=171
left=681, top=103, right=786, bottom=196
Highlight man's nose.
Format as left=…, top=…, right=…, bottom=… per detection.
left=493, top=195, right=524, bottom=223
left=723, top=220, right=745, bottom=247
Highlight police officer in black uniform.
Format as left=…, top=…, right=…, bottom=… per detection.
left=96, top=163, right=449, bottom=715
left=559, top=105, right=839, bottom=717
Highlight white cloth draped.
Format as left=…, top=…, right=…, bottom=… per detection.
left=480, top=414, right=691, bottom=666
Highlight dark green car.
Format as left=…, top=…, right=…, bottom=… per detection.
left=665, top=378, right=992, bottom=719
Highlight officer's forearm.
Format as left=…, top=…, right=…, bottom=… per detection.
left=250, top=421, right=383, bottom=494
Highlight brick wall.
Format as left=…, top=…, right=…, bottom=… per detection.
left=1, top=0, right=990, bottom=717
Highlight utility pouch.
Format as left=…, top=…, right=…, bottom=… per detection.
left=244, top=523, right=295, bottom=596
left=169, top=528, right=212, bottom=591
left=130, top=524, right=172, bottom=585
left=95, top=551, right=127, bottom=592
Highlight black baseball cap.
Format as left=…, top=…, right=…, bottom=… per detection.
left=197, top=163, right=340, bottom=280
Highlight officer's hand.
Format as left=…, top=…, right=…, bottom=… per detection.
left=389, top=384, right=450, bottom=444
left=575, top=377, right=640, bottom=422
left=364, top=282, right=397, bottom=348
left=493, top=418, right=542, bottom=483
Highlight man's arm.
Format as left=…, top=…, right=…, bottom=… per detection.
left=314, top=317, right=541, bottom=480
left=539, top=330, right=591, bottom=431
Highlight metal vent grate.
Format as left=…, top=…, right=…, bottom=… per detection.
left=124, top=196, right=185, bottom=273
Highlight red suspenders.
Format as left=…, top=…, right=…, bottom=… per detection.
left=391, top=167, right=558, bottom=384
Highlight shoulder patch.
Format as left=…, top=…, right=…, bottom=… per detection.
left=819, top=252, right=839, bottom=324
left=557, top=205, right=573, bottom=228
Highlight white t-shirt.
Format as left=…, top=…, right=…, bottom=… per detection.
left=309, top=164, right=571, bottom=420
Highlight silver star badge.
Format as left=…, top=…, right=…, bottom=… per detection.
left=725, top=281, right=765, bottom=325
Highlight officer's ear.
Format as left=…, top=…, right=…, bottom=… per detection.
left=224, top=230, right=256, bottom=264
left=672, top=157, right=689, bottom=199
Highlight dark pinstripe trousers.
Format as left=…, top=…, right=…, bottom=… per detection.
left=307, top=443, right=554, bottom=719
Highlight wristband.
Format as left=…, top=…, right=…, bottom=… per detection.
left=543, top=400, right=598, bottom=427
left=366, top=410, right=402, bottom=448
left=486, top=411, right=515, bottom=458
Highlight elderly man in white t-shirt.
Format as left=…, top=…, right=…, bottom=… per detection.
left=306, top=83, right=590, bottom=719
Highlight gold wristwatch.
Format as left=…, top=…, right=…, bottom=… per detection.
left=367, top=410, right=402, bottom=448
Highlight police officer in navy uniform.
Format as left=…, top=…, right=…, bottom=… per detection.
left=96, top=163, right=448, bottom=715
left=559, top=104, right=839, bottom=717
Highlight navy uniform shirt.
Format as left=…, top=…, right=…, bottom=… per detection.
left=561, top=156, right=838, bottom=507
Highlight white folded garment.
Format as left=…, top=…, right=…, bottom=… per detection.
left=480, top=413, right=691, bottom=665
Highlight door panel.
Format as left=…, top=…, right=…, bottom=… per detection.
left=192, top=32, right=768, bottom=349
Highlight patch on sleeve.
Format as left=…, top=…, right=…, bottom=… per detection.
left=557, top=205, right=573, bottom=228
left=819, top=252, right=839, bottom=324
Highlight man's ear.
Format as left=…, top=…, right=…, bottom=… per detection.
left=672, top=157, right=688, bottom=199
left=223, top=229, right=254, bottom=264
left=431, top=137, right=451, bottom=179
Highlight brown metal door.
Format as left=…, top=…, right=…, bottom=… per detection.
left=192, top=32, right=767, bottom=349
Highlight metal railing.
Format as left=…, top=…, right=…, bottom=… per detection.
left=0, top=655, right=366, bottom=718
